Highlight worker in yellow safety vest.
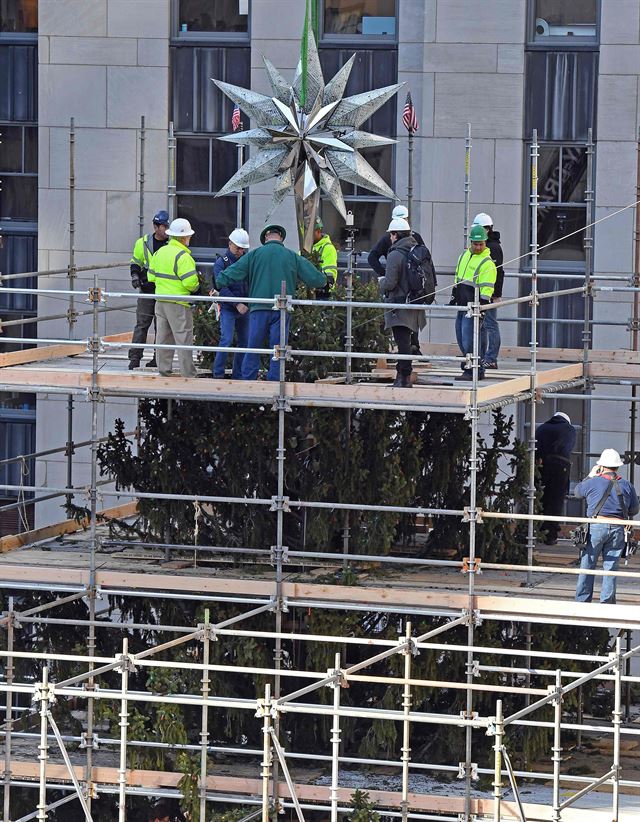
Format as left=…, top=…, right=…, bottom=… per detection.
left=451, top=224, right=497, bottom=382
left=312, top=217, right=338, bottom=295
left=147, top=218, right=201, bottom=378
left=128, top=209, right=169, bottom=369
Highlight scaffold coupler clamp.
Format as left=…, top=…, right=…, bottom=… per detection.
left=199, top=621, right=217, bottom=643
left=255, top=695, right=271, bottom=719
left=466, top=658, right=480, bottom=678
left=270, top=495, right=291, bottom=512
left=116, top=651, right=137, bottom=675
left=327, top=667, right=347, bottom=689
left=462, top=506, right=483, bottom=524
left=457, top=761, right=478, bottom=780
left=486, top=718, right=496, bottom=736
left=87, top=286, right=104, bottom=304
left=272, top=292, right=294, bottom=312
left=80, top=731, right=100, bottom=750
left=86, top=334, right=105, bottom=355
left=627, top=316, right=640, bottom=333
left=267, top=595, right=285, bottom=613
left=459, top=709, right=478, bottom=724
left=461, top=557, right=482, bottom=575
left=270, top=544, right=289, bottom=564
left=400, top=634, right=418, bottom=658
left=32, top=679, right=56, bottom=707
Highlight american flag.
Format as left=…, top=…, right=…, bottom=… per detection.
left=232, top=103, right=241, bottom=132
left=402, top=92, right=418, bottom=133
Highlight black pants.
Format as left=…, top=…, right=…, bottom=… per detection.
left=541, top=456, right=571, bottom=541
left=128, top=294, right=156, bottom=364
left=392, top=326, right=412, bottom=376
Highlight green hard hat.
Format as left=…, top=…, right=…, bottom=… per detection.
left=260, top=224, right=286, bottom=245
left=314, top=217, right=323, bottom=230
left=469, top=225, right=488, bottom=242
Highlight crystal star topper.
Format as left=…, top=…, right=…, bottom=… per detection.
left=212, top=22, right=403, bottom=252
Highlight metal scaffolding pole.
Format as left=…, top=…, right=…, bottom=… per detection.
left=138, top=115, right=146, bottom=238
left=3, top=596, right=14, bottom=822
left=260, top=684, right=272, bottom=822
left=118, top=638, right=130, bottom=822
left=492, top=699, right=504, bottom=822
left=168, top=121, right=176, bottom=221
left=631, top=126, right=640, bottom=487
left=400, top=622, right=413, bottom=822
left=199, top=610, right=212, bottom=822
left=36, top=667, right=50, bottom=822
left=580, top=129, right=595, bottom=480
left=612, top=636, right=623, bottom=822
left=551, top=670, right=563, bottom=822
left=464, top=123, right=471, bottom=247
left=66, top=117, right=77, bottom=510
left=329, top=652, right=341, bottom=822
left=526, top=129, right=539, bottom=586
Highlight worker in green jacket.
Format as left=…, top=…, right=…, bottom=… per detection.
left=215, top=224, right=326, bottom=380
left=451, top=224, right=497, bottom=381
left=147, top=218, right=200, bottom=378
left=312, top=217, right=338, bottom=294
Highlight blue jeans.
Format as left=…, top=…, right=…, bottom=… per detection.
left=482, top=305, right=500, bottom=364
left=242, top=310, right=290, bottom=381
left=213, top=308, right=249, bottom=379
left=455, top=311, right=487, bottom=376
left=575, top=523, right=625, bottom=604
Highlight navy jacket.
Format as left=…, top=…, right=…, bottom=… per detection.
left=535, top=416, right=576, bottom=461
left=487, top=230, right=505, bottom=299
left=213, top=250, right=249, bottom=313
left=574, top=473, right=639, bottom=519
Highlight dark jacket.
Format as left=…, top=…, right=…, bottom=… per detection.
left=215, top=240, right=326, bottom=310
left=487, top=230, right=504, bottom=300
left=213, top=250, right=249, bottom=314
left=574, top=473, right=639, bottom=519
left=535, top=415, right=577, bottom=462
left=378, top=235, right=427, bottom=333
left=368, top=231, right=436, bottom=283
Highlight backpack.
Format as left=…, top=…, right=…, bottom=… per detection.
left=396, top=244, right=436, bottom=305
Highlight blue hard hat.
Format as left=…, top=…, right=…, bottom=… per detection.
left=153, top=210, right=170, bottom=226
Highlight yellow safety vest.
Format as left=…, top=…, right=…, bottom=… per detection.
left=148, top=238, right=199, bottom=306
left=454, top=248, right=497, bottom=301
left=312, top=234, right=338, bottom=288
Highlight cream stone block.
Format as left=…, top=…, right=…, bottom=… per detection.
left=49, top=36, right=137, bottom=66
left=137, top=38, right=169, bottom=67
left=435, top=0, right=526, bottom=44
left=107, top=0, right=169, bottom=39
left=50, top=127, right=138, bottom=192
left=39, top=0, right=107, bottom=37
left=434, top=74, right=523, bottom=139
left=39, top=64, right=107, bottom=128
left=107, top=66, right=169, bottom=129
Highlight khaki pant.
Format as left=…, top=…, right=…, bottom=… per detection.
left=155, top=300, right=196, bottom=378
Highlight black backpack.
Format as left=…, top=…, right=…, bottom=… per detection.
left=397, top=244, right=436, bottom=305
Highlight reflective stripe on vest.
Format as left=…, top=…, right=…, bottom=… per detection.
left=150, top=249, right=196, bottom=282
left=456, top=255, right=491, bottom=287
left=142, top=234, right=154, bottom=270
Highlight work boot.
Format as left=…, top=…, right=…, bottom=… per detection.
left=145, top=357, right=157, bottom=368
left=128, top=360, right=140, bottom=371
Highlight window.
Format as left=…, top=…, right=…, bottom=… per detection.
left=323, top=0, right=397, bottom=38
left=0, top=0, right=37, bottom=34
left=176, top=0, right=249, bottom=36
left=318, top=48, right=397, bottom=250
left=531, top=0, right=598, bottom=43
left=0, top=232, right=37, bottom=312
left=0, top=45, right=37, bottom=121
left=534, top=145, right=588, bottom=264
left=526, top=52, right=598, bottom=142
left=0, top=124, right=37, bottom=221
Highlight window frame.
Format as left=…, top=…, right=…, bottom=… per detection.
left=320, top=0, right=398, bottom=43
left=0, top=0, right=38, bottom=39
left=171, top=0, right=251, bottom=43
left=527, top=0, right=600, bottom=49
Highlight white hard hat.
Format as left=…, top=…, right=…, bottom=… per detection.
left=392, top=204, right=409, bottom=219
left=597, top=448, right=624, bottom=468
left=166, top=218, right=195, bottom=237
left=554, top=412, right=571, bottom=424
left=229, top=228, right=250, bottom=249
left=388, top=217, right=411, bottom=232
left=472, top=212, right=493, bottom=227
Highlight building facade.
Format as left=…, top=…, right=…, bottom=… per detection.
left=0, top=0, right=638, bottom=526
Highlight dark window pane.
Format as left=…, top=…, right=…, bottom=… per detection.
left=178, top=0, right=248, bottom=33
left=0, top=232, right=37, bottom=311
left=0, top=0, right=37, bottom=33
left=526, top=51, right=597, bottom=141
left=24, top=124, right=36, bottom=172
left=177, top=138, right=210, bottom=191
left=519, top=276, right=584, bottom=348
left=319, top=48, right=397, bottom=136
left=212, top=139, right=240, bottom=191
left=0, top=124, right=22, bottom=172
left=0, top=45, right=37, bottom=121
left=0, top=175, right=37, bottom=220
left=560, top=146, right=587, bottom=203
left=534, top=0, right=597, bottom=38
left=177, top=193, right=238, bottom=248
left=322, top=199, right=391, bottom=254
left=537, top=206, right=586, bottom=262
left=324, top=0, right=396, bottom=36
left=0, top=418, right=36, bottom=492
left=537, top=146, right=560, bottom=202
left=172, top=46, right=250, bottom=133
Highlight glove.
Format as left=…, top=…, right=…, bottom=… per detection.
left=132, top=277, right=141, bottom=290
left=588, top=465, right=602, bottom=478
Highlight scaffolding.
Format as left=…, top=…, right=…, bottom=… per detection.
left=0, top=125, right=640, bottom=821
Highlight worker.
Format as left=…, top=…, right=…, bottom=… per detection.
left=147, top=801, right=172, bottom=822
left=212, top=228, right=251, bottom=379
left=451, top=224, right=497, bottom=381
left=378, top=217, right=426, bottom=387
left=535, top=411, right=577, bottom=545
left=128, top=210, right=170, bottom=370
left=368, top=204, right=434, bottom=355
left=215, top=224, right=326, bottom=381
left=472, top=212, right=504, bottom=370
left=147, top=218, right=200, bottom=378
left=575, top=449, right=638, bottom=604
left=312, top=217, right=338, bottom=292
